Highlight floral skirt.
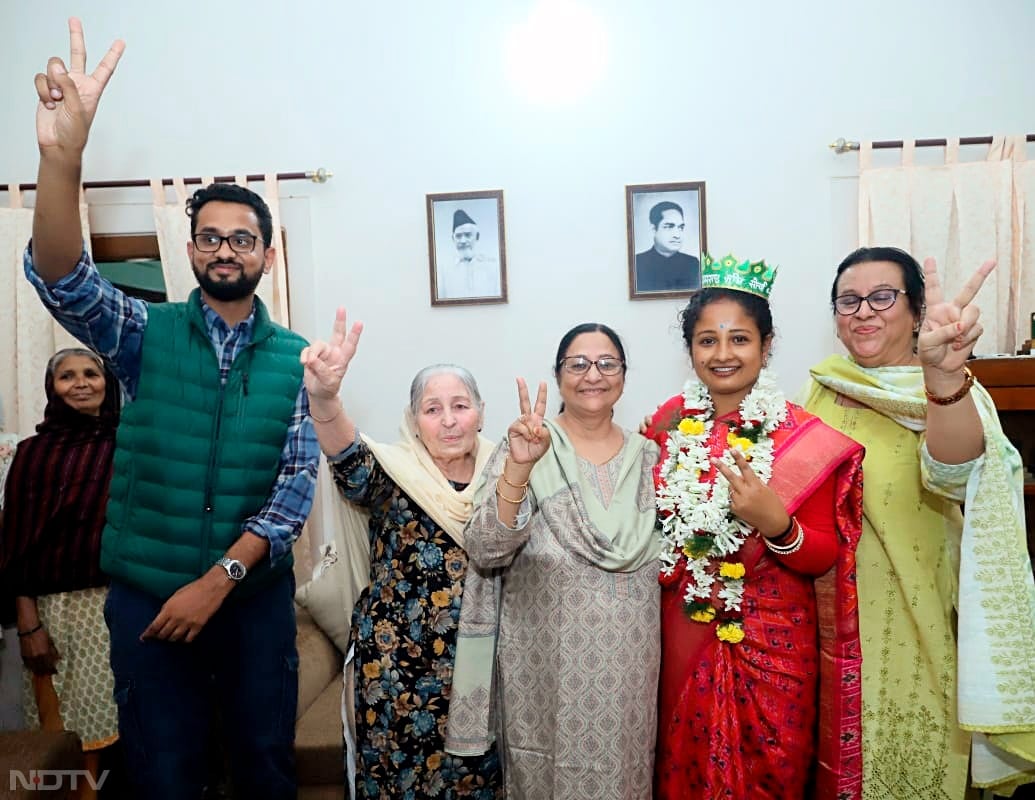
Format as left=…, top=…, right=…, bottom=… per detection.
left=22, top=586, right=118, bottom=750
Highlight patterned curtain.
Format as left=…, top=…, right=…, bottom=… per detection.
left=0, top=186, right=88, bottom=439
left=858, top=135, right=1033, bottom=354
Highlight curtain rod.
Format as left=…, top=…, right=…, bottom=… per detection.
left=0, top=167, right=333, bottom=193
left=829, top=135, right=1035, bottom=154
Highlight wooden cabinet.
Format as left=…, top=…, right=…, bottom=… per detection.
left=968, top=356, right=1035, bottom=555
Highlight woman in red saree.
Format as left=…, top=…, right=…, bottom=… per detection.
left=644, top=255, right=865, bottom=800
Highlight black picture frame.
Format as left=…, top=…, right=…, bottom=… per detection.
left=626, top=181, right=707, bottom=300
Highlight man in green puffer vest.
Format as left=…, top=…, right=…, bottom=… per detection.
left=23, top=20, right=320, bottom=800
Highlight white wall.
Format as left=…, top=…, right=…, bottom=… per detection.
left=2, top=1, right=1033, bottom=441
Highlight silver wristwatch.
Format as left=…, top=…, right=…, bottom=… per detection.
left=216, top=556, right=247, bottom=582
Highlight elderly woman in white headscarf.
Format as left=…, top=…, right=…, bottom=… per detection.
left=300, top=309, right=502, bottom=800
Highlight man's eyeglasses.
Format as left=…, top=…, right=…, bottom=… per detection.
left=833, top=288, right=907, bottom=316
left=192, top=232, right=260, bottom=254
left=560, top=356, right=625, bottom=376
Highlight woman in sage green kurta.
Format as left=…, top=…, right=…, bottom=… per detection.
left=803, top=247, right=1035, bottom=799
left=447, top=324, right=661, bottom=800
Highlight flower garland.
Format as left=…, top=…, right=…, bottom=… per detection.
left=656, top=368, right=787, bottom=644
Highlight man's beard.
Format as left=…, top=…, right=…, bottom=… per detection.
left=192, top=259, right=263, bottom=302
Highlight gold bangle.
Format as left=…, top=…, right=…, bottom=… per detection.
left=495, top=478, right=527, bottom=505
left=924, top=366, right=974, bottom=406
left=309, top=403, right=342, bottom=424
left=763, top=518, right=805, bottom=555
left=501, top=469, right=529, bottom=490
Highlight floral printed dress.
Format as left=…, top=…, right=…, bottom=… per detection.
left=330, top=442, right=501, bottom=800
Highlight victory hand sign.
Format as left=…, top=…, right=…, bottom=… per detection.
left=917, top=257, right=995, bottom=375
left=300, top=308, right=364, bottom=401
left=506, top=379, right=551, bottom=465
left=713, top=450, right=791, bottom=539
left=35, top=18, right=125, bottom=156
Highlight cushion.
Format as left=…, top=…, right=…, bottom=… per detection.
left=295, top=545, right=350, bottom=653
left=294, top=484, right=371, bottom=652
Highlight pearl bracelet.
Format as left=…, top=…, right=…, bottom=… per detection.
left=763, top=518, right=804, bottom=556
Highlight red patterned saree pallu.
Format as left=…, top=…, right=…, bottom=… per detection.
left=649, top=394, right=864, bottom=800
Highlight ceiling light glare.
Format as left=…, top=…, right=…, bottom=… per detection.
left=504, top=0, right=608, bottom=106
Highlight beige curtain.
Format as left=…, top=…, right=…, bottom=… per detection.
left=858, top=135, right=1033, bottom=354
left=261, top=172, right=291, bottom=327
left=1015, top=156, right=1035, bottom=345
left=150, top=177, right=196, bottom=303
left=0, top=187, right=88, bottom=438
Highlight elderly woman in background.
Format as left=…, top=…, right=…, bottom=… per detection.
left=301, top=309, right=501, bottom=799
left=802, top=247, right=1035, bottom=797
left=0, top=348, right=121, bottom=780
left=447, top=323, right=661, bottom=800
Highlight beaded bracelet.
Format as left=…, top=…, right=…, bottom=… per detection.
left=763, top=518, right=805, bottom=556
left=17, top=623, right=43, bottom=638
left=924, top=366, right=974, bottom=406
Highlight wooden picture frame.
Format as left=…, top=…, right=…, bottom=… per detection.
left=626, top=181, right=707, bottom=300
left=427, top=189, right=507, bottom=306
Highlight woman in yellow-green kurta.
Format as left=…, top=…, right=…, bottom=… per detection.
left=802, top=246, right=1035, bottom=799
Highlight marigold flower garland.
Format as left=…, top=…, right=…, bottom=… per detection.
left=656, top=369, right=787, bottom=644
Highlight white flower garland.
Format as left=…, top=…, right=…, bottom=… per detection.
left=656, top=368, right=787, bottom=615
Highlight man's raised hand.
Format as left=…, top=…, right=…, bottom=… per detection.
left=35, top=18, right=125, bottom=155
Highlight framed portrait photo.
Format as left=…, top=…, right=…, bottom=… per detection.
left=626, top=181, right=707, bottom=300
left=427, top=190, right=508, bottom=306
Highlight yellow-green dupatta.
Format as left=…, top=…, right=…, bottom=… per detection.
left=807, top=355, right=1035, bottom=792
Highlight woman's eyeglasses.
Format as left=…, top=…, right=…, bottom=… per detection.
left=833, top=288, right=907, bottom=316
left=559, top=356, right=625, bottom=376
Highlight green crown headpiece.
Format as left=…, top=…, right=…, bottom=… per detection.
left=701, top=253, right=778, bottom=300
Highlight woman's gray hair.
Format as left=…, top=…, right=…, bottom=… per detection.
left=46, top=347, right=105, bottom=378
left=409, top=364, right=484, bottom=417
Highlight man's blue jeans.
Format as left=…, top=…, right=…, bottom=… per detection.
left=104, top=573, right=298, bottom=800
